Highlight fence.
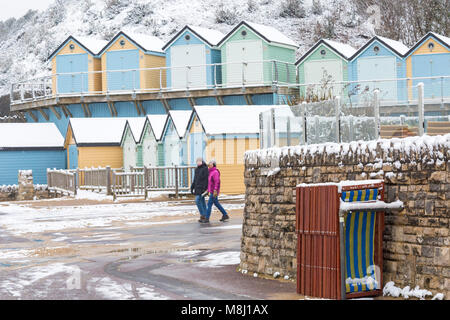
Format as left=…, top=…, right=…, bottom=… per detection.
left=47, top=169, right=77, bottom=196
left=261, top=83, right=450, bottom=148
left=48, top=165, right=196, bottom=199
left=10, top=60, right=295, bottom=104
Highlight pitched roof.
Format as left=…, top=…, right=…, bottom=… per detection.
left=218, top=21, right=298, bottom=48
left=349, top=35, right=409, bottom=60
left=68, top=118, right=128, bottom=145
left=48, top=35, right=108, bottom=60
left=168, top=110, right=192, bottom=139
left=162, top=25, right=225, bottom=50
left=296, top=39, right=357, bottom=65
left=0, top=123, right=64, bottom=149
left=125, top=117, right=147, bottom=143
left=143, top=114, right=168, bottom=142
left=99, top=31, right=165, bottom=55
left=193, top=105, right=287, bottom=135
left=404, top=31, right=450, bottom=57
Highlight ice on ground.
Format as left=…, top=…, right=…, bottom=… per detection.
left=197, top=251, right=241, bottom=268
left=207, top=224, right=242, bottom=230
left=88, top=277, right=169, bottom=300
left=0, top=201, right=244, bottom=236
left=172, top=250, right=202, bottom=257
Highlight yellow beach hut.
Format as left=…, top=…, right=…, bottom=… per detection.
left=187, top=105, right=286, bottom=194
left=48, top=36, right=107, bottom=94
left=98, top=31, right=166, bottom=92
left=65, top=118, right=128, bottom=169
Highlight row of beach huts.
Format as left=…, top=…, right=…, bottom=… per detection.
left=49, top=21, right=450, bottom=99
left=0, top=105, right=284, bottom=194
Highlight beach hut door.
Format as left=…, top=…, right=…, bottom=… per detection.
left=171, top=45, right=206, bottom=89
left=357, top=57, right=397, bottom=102
left=226, top=40, right=263, bottom=86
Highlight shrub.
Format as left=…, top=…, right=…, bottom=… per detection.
left=279, top=0, right=306, bottom=18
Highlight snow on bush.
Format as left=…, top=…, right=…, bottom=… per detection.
left=279, top=0, right=306, bottom=18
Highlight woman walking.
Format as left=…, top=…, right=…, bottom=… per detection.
left=203, top=159, right=229, bottom=223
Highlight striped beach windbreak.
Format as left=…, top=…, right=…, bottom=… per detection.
left=341, top=189, right=379, bottom=293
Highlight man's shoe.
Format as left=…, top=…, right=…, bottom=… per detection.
left=198, top=216, right=206, bottom=223
left=201, top=219, right=210, bottom=223
left=220, top=215, right=230, bottom=222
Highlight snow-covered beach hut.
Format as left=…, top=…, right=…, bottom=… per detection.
left=163, top=25, right=225, bottom=90
left=296, top=39, right=357, bottom=99
left=217, top=21, right=298, bottom=87
left=65, top=118, right=127, bottom=169
left=140, top=114, right=168, bottom=167
left=404, top=32, right=450, bottom=100
left=99, top=31, right=166, bottom=92
left=0, top=123, right=65, bottom=185
left=186, top=105, right=285, bottom=194
left=161, top=110, right=192, bottom=167
left=349, top=36, right=409, bottom=103
left=49, top=36, right=107, bottom=94
left=120, top=118, right=147, bottom=170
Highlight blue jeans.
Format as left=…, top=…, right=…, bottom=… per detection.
left=206, top=194, right=228, bottom=220
left=195, top=195, right=207, bottom=217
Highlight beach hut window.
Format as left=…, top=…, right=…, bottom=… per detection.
left=373, top=46, right=380, bottom=53
left=120, top=39, right=126, bottom=46
left=185, top=34, right=191, bottom=41
left=241, top=30, right=247, bottom=37
left=320, top=49, right=326, bottom=56
left=69, top=44, right=75, bottom=50
left=428, top=42, right=435, bottom=51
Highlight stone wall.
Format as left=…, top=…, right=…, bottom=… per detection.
left=241, top=134, right=449, bottom=298
left=0, top=185, right=59, bottom=202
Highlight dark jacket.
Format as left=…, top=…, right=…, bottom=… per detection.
left=191, top=162, right=209, bottom=195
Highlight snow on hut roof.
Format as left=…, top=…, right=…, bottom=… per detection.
left=123, top=31, right=165, bottom=53
left=168, top=110, right=192, bottom=138
left=245, top=21, right=298, bottom=47
left=322, top=39, right=357, bottom=59
left=429, top=32, right=450, bottom=47
left=218, top=21, right=298, bottom=48
left=75, top=36, right=109, bottom=55
left=69, top=118, right=127, bottom=145
left=0, top=123, right=64, bottom=149
left=193, top=105, right=287, bottom=135
left=188, top=25, right=225, bottom=46
left=126, top=117, right=147, bottom=143
left=145, top=114, right=168, bottom=141
left=375, top=36, right=409, bottom=56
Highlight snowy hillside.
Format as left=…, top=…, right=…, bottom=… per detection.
left=0, top=0, right=377, bottom=97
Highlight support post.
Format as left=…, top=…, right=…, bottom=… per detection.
left=301, top=102, right=307, bottom=145
left=271, top=108, right=276, bottom=148
left=259, top=112, right=264, bottom=149
left=417, top=82, right=425, bottom=136
left=106, top=166, right=112, bottom=196
left=374, top=89, right=380, bottom=140
left=286, top=116, right=291, bottom=146
left=339, top=213, right=347, bottom=300
left=144, top=166, right=149, bottom=199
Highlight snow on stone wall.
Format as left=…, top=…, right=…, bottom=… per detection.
left=241, top=134, right=449, bottom=298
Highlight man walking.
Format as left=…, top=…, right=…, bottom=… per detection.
left=203, top=159, right=229, bottom=223
left=191, top=157, right=209, bottom=223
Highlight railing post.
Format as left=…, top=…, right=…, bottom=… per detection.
left=335, top=96, right=341, bottom=143
left=186, top=66, right=190, bottom=91
left=286, top=116, right=291, bottom=146
left=271, top=108, right=276, bottom=148
left=174, top=165, right=179, bottom=198
left=285, top=62, right=290, bottom=85
left=374, top=89, right=380, bottom=140
left=242, top=62, right=246, bottom=87
left=417, top=82, right=425, bottom=136
left=349, top=115, right=354, bottom=142
left=73, top=171, right=78, bottom=196
left=301, top=101, right=307, bottom=145
left=259, top=112, right=264, bottom=149
left=47, top=169, right=52, bottom=197
left=213, top=64, right=217, bottom=89
left=160, top=68, right=163, bottom=91
left=106, top=166, right=112, bottom=196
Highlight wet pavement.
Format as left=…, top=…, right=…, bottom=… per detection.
left=0, top=198, right=299, bottom=300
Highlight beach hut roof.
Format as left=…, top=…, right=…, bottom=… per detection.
left=48, top=35, right=108, bottom=60
left=125, top=118, right=147, bottom=143
left=193, top=105, right=287, bottom=135
left=218, top=21, right=298, bottom=48
left=163, top=25, right=225, bottom=50
left=143, top=114, right=168, bottom=142
left=0, top=123, right=64, bottom=149
left=404, top=31, right=450, bottom=57
left=168, top=110, right=192, bottom=139
left=99, top=31, right=165, bottom=55
left=296, top=39, right=357, bottom=65
left=68, top=118, right=128, bottom=146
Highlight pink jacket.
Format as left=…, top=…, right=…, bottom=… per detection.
left=208, top=167, right=221, bottom=194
